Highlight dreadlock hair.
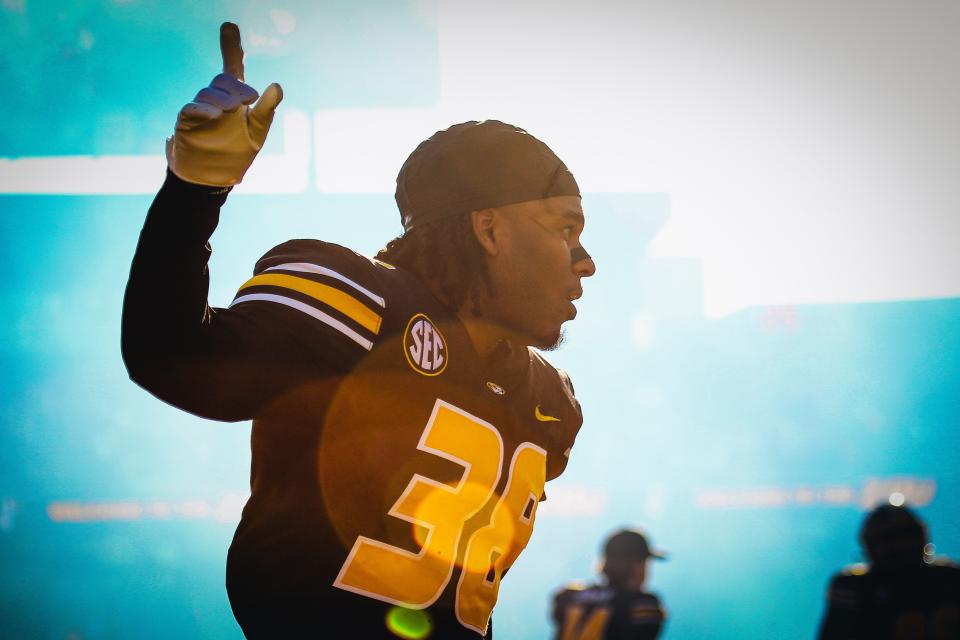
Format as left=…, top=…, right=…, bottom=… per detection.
left=376, top=212, right=492, bottom=313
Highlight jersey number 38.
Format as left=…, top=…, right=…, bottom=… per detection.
left=334, top=399, right=547, bottom=634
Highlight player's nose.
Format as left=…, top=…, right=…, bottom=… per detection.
left=572, top=245, right=596, bottom=278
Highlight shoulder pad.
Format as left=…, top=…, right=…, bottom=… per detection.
left=840, top=563, right=869, bottom=577
left=528, top=350, right=580, bottom=406
left=234, top=240, right=388, bottom=353
left=560, top=580, right=590, bottom=592
left=254, top=240, right=374, bottom=276
left=827, top=570, right=865, bottom=610
left=528, top=349, right=584, bottom=481
left=927, top=557, right=960, bottom=569
left=558, top=367, right=576, bottom=397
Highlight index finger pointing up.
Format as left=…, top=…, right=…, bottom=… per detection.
left=220, top=22, right=244, bottom=80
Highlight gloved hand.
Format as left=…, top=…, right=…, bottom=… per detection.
left=165, top=22, right=283, bottom=187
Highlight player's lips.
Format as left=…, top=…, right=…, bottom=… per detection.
left=564, top=289, right=581, bottom=319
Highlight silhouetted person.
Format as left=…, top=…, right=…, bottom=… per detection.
left=552, top=528, right=667, bottom=640
left=818, top=504, right=960, bottom=639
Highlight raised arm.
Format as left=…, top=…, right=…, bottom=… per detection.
left=122, top=23, right=292, bottom=421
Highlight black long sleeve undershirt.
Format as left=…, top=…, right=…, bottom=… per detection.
left=121, top=172, right=321, bottom=422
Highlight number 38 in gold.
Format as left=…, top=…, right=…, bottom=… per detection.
left=334, top=399, right=547, bottom=634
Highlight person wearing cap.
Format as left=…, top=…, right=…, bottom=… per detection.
left=817, top=504, right=960, bottom=639
left=552, top=528, right=668, bottom=640
left=121, top=22, right=594, bottom=639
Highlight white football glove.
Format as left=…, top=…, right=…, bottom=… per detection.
left=165, top=23, right=283, bottom=187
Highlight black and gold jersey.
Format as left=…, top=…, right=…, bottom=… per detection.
left=552, top=582, right=666, bottom=640
left=229, top=238, right=582, bottom=637
left=122, top=174, right=583, bottom=638
left=818, top=562, right=960, bottom=640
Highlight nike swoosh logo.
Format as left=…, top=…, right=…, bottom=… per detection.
left=535, top=405, right=561, bottom=422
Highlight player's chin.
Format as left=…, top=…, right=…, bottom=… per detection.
left=532, top=327, right=566, bottom=352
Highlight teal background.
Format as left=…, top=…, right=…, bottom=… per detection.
left=1, top=2, right=958, bottom=639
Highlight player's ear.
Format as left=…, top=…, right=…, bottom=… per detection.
left=470, top=208, right=501, bottom=257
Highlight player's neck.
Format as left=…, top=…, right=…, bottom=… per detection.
left=457, top=312, right=514, bottom=360
left=625, top=576, right=648, bottom=590
left=455, top=295, right=533, bottom=363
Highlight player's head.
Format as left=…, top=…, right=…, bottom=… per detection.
left=600, top=528, right=665, bottom=589
left=380, top=120, right=595, bottom=349
left=859, top=503, right=928, bottom=567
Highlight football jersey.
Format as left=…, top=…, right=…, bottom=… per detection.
left=223, top=240, right=583, bottom=637
left=818, top=561, right=960, bottom=639
left=552, top=582, right=666, bottom=640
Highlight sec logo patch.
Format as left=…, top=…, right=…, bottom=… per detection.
left=403, top=313, right=448, bottom=376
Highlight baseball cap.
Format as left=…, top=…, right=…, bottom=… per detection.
left=603, top=528, right=667, bottom=563
left=395, top=120, right=580, bottom=231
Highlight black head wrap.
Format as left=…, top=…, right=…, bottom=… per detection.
left=395, top=120, right=580, bottom=231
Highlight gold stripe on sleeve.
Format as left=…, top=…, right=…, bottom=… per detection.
left=238, top=273, right=382, bottom=334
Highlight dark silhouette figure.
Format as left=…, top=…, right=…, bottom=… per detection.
left=552, top=528, right=667, bottom=640
left=818, top=504, right=960, bottom=639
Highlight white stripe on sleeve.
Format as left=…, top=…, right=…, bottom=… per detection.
left=230, top=293, right=374, bottom=350
left=265, top=262, right=386, bottom=308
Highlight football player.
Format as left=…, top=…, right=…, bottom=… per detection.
left=122, top=22, right=595, bottom=639
left=552, top=528, right=667, bottom=640
left=817, top=504, right=960, bottom=639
